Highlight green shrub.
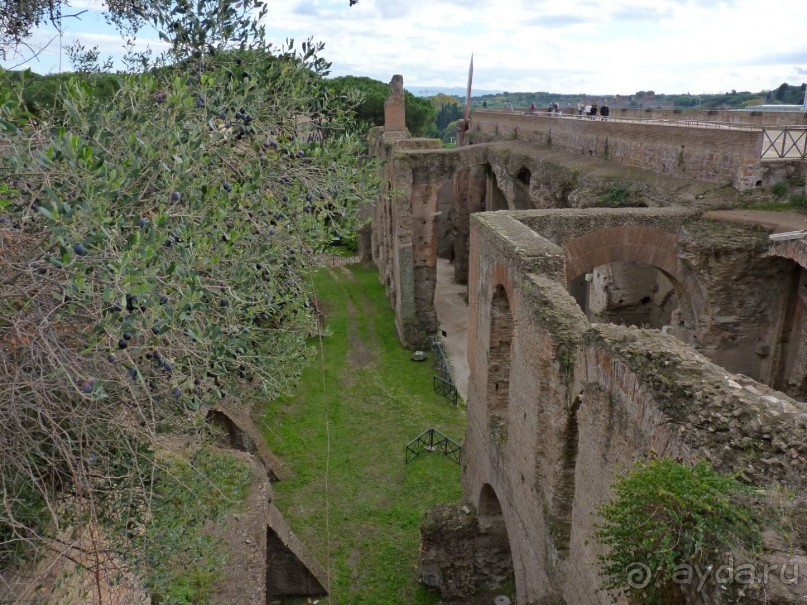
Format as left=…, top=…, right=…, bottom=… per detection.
left=0, top=0, right=378, bottom=577
left=595, top=458, right=761, bottom=604
left=140, top=449, right=251, bottom=604
left=772, top=182, right=788, bottom=197
left=790, top=194, right=807, bottom=208
left=598, top=184, right=645, bottom=208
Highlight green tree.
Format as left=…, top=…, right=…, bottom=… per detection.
left=0, top=0, right=378, bottom=594
left=0, top=0, right=358, bottom=60
left=325, top=75, right=437, bottom=136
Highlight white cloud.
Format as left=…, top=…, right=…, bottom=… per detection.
left=4, top=0, right=805, bottom=94
left=262, top=0, right=807, bottom=93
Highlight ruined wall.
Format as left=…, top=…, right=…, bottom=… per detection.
left=368, top=126, right=444, bottom=347
left=485, top=107, right=807, bottom=127
left=505, top=208, right=807, bottom=395
left=368, top=122, right=494, bottom=346
left=470, top=111, right=765, bottom=190
left=384, top=74, right=408, bottom=133
left=606, top=107, right=807, bottom=127
left=428, top=211, right=807, bottom=604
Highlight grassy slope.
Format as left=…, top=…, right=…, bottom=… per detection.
left=259, top=264, right=466, bottom=605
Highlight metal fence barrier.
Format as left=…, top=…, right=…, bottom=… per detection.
left=405, top=428, right=462, bottom=464
left=762, top=127, right=807, bottom=159
left=431, top=336, right=458, bottom=405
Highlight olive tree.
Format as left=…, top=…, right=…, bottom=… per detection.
left=0, top=0, right=377, bottom=590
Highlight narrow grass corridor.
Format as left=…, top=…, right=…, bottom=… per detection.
left=260, top=264, right=466, bottom=605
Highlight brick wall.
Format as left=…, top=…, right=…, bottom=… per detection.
left=449, top=210, right=807, bottom=604
left=471, top=111, right=765, bottom=190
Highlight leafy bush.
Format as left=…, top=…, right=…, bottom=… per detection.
left=141, top=449, right=250, bottom=604
left=772, top=182, right=788, bottom=197
left=598, top=184, right=645, bottom=207
left=595, top=458, right=761, bottom=604
left=0, top=0, right=378, bottom=584
left=790, top=194, right=807, bottom=208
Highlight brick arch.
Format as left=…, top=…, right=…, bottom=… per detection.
left=563, top=225, right=705, bottom=328
left=769, top=239, right=807, bottom=271
left=475, top=483, right=518, bottom=597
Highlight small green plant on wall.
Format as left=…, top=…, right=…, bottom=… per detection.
left=595, top=457, right=761, bottom=605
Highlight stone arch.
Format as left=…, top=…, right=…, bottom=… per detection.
left=769, top=239, right=807, bottom=271
left=476, top=483, right=516, bottom=594
left=563, top=225, right=705, bottom=334
left=762, top=247, right=807, bottom=398
left=488, top=284, right=514, bottom=438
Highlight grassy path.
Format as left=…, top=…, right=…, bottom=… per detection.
left=259, top=264, right=466, bottom=605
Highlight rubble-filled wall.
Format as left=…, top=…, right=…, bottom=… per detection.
left=421, top=211, right=807, bottom=604
left=368, top=126, right=460, bottom=347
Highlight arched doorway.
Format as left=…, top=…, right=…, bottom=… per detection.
left=477, top=484, right=516, bottom=598
left=563, top=226, right=704, bottom=345
left=569, top=261, right=681, bottom=332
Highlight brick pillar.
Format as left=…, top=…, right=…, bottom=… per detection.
left=384, top=74, right=407, bottom=133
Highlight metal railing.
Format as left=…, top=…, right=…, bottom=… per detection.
left=405, top=428, right=462, bottom=465
left=762, top=127, right=807, bottom=159
left=431, top=335, right=458, bottom=405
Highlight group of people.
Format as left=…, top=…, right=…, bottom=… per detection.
left=577, top=100, right=609, bottom=120
left=524, top=100, right=610, bottom=120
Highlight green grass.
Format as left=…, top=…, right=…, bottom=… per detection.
left=259, top=264, right=466, bottom=605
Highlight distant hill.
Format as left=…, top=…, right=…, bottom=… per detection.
left=408, top=86, right=502, bottom=97
left=464, top=83, right=807, bottom=110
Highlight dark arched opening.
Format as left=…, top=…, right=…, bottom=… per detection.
left=477, top=484, right=516, bottom=598
left=569, top=261, right=681, bottom=332
left=487, top=169, right=508, bottom=211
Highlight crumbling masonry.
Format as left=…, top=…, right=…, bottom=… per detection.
left=367, top=75, right=807, bottom=603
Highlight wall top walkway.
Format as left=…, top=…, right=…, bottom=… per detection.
left=479, top=106, right=807, bottom=127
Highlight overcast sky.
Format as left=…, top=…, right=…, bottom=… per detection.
left=4, top=0, right=807, bottom=96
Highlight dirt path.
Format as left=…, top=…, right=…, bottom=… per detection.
left=702, top=209, right=807, bottom=232
left=335, top=266, right=382, bottom=372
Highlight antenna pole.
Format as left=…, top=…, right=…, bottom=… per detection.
left=459, top=53, right=473, bottom=147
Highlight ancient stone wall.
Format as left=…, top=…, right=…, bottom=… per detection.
left=486, top=107, right=807, bottom=127
left=470, top=111, right=765, bottom=190
left=605, top=107, right=807, bottom=127
left=425, top=211, right=807, bottom=604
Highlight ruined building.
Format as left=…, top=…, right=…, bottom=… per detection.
left=366, top=75, right=807, bottom=603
